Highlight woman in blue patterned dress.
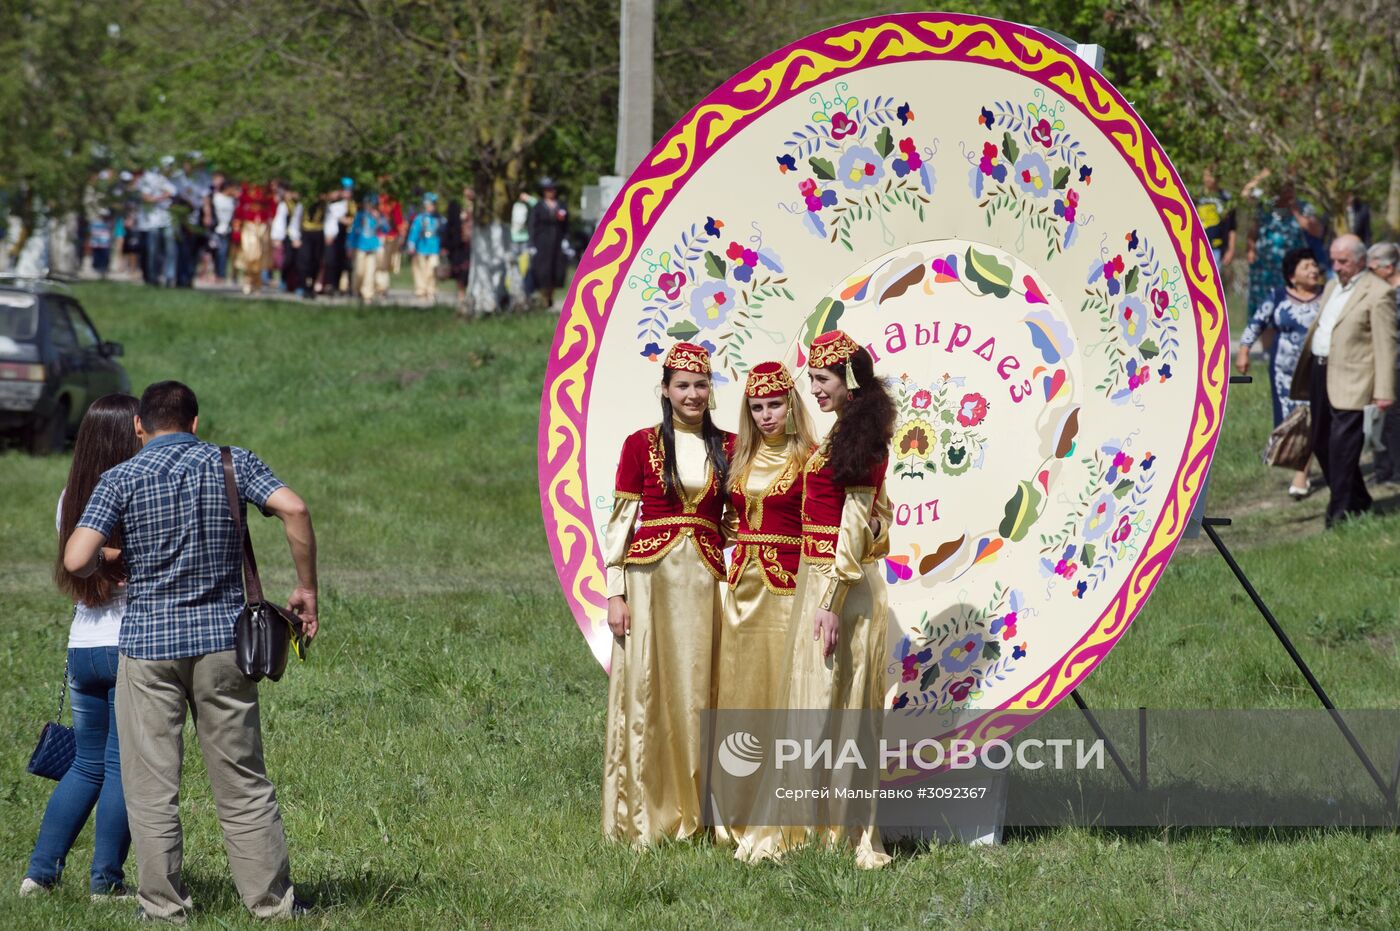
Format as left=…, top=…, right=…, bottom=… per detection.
left=1244, top=173, right=1324, bottom=318
left=1234, top=247, right=1323, bottom=497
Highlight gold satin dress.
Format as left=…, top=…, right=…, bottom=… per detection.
left=714, top=435, right=802, bottom=844
left=736, top=441, right=893, bottom=869
left=602, top=420, right=724, bottom=846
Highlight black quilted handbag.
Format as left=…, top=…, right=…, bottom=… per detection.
left=27, top=655, right=75, bottom=781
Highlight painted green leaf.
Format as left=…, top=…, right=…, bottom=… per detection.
left=998, top=480, right=1043, bottom=542
left=919, top=663, right=940, bottom=691
left=1081, top=543, right=1096, bottom=566
left=1113, top=479, right=1135, bottom=499
left=1002, top=130, right=1020, bottom=166
left=940, top=428, right=952, bottom=443
left=801, top=297, right=845, bottom=346
left=940, top=409, right=955, bottom=423
left=1139, top=339, right=1160, bottom=360
left=667, top=320, right=700, bottom=339
left=875, top=126, right=894, bottom=159
left=1053, top=166, right=1071, bottom=190
left=1124, top=266, right=1140, bottom=294
left=964, top=246, right=1014, bottom=298
left=704, top=251, right=726, bottom=279
left=981, top=640, right=1002, bottom=661
left=810, top=156, right=836, bottom=181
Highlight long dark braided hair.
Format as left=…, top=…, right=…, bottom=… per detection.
left=824, top=347, right=895, bottom=485
left=658, top=367, right=729, bottom=497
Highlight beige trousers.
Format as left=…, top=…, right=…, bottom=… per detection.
left=353, top=249, right=380, bottom=301
left=376, top=237, right=400, bottom=295
left=412, top=253, right=439, bottom=299
left=117, top=651, right=295, bottom=921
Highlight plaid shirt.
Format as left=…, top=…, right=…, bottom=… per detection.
left=78, top=433, right=285, bottom=660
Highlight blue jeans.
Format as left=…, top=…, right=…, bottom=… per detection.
left=26, top=646, right=130, bottom=892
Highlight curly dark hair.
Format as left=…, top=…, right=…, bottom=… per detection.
left=824, top=347, right=895, bottom=485
left=658, top=367, right=729, bottom=497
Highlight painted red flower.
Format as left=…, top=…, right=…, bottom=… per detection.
left=798, top=178, right=817, bottom=197
left=1031, top=118, right=1053, bottom=147
left=911, top=389, right=932, bottom=409
left=830, top=112, right=859, bottom=140
left=1111, top=515, right=1133, bottom=544
left=1150, top=287, right=1169, bottom=318
left=956, top=392, right=988, bottom=427
left=658, top=270, right=687, bottom=301
left=949, top=676, right=976, bottom=702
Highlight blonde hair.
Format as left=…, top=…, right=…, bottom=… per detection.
left=728, top=388, right=819, bottom=492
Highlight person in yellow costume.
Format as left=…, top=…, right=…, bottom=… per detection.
left=601, top=342, right=734, bottom=846
left=713, top=362, right=818, bottom=845
left=736, top=330, right=896, bottom=869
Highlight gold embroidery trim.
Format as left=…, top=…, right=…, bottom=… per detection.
left=802, top=524, right=840, bottom=535
left=738, top=532, right=801, bottom=545
left=613, top=490, right=641, bottom=501
left=639, top=516, right=720, bottom=532
left=648, top=426, right=715, bottom=514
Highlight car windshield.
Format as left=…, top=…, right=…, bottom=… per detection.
left=0, top=293, right=38, bottom=355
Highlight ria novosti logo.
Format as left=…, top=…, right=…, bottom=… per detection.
left=717, top=731, right=764, bottom=777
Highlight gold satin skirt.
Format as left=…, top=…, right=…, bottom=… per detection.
left=603, top=545, right=721, bottom=846
left=237, top=221, right=272, bottom=273
left=713, top=564, right=793, bottom=845
left=734, top=559, right=892, bottom=869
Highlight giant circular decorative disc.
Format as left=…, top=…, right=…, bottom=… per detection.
left=539, top=13, right=1228, bottom=747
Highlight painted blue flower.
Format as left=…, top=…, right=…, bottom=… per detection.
left=898, top=102, right=914, bottom=125
left=940, top=634, right=985, bottom=674
left=892, top=693, right=910, bottom=709
left=919, top=163, right=936, bottom=195
left=1118, top=295, right=1149, bottom=347
left=756, top=247, right=784, bottom=273
left=803, top=210, right=827, bottom=238
left=979, top=106, right=994, bottom=127
left=1082, top=493, right=1117, bottom=540
left=970, top=165, right=986, bottom=199
left=837, top=146, right=884, bottom=190
left=1079, top=165, right=1093, bottom=184
left=733, top=263, right=753, bottom=283
left=776, top=154, right=797, bottom=173
left=1158, top=364, right=1172, bottom=381
left=689, top=281, right=734, bottom=330
left=1073, top=580, right=1088, bottom=598
left=640, top=341, right=663, bottom=360
left=1088, top=260, right=1105, bottom=285
left=704, top=216, right=722, bottom=237
left=1142, top=453, right=1157, bottom=470
left=1012, top=644, right=1027, bottom=660
left=1013, top=152, right=1053, bottom=199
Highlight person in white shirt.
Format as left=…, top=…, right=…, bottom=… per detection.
left=210, top=175, right=237, bottom=282
left=20, top=395, right=140, bottom=900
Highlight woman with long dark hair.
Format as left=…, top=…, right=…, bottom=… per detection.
left=443, top=192, right=474, bottom=316
left=713, top=362, right=817, bottom=844
left=21, top=394, right=139, bottom=898
left=602, top=342, right=733, bottom=846
left=736, top=330, right=896, bottom=869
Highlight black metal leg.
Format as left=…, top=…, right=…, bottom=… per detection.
left=1071, top=689, right=1143, bottom=791
left=1201, top=517, right=1396, bottom=808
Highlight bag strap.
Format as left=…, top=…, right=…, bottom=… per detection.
left=56, top=612, right=73, bottom=722
left=219, top=446, right=265, bottom=605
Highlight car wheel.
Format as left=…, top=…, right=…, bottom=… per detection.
left=25, top=400, right=69, bottom=455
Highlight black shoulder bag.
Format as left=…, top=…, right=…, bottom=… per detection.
left=27, top=628, right=76, bottom=780
left=220, top=447, right=305, bottom=682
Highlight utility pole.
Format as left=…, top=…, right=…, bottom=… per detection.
left=584, top=0, right=654, bottom=226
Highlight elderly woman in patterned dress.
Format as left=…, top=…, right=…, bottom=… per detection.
left=1235, top=246, right=1324, bottom=497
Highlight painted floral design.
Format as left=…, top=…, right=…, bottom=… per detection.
left=964, top=90, right=1091, bottom=260
left=633, top=220, right=794, bottom=378
left=890, top=374, right=989, bottom=480
left=889, top=584, right=1028, bottom=716
left=777, top=85, right=938, bottom=250
left=1081, top=228, right=1184, bottom=401
left=1037, top=435, right=1160, bottom=596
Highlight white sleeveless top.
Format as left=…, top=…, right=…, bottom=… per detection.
left=57, top=492, right=125, bottom=648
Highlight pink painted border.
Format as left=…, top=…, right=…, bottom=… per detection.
left=538, top=13, right=1229, bottom=725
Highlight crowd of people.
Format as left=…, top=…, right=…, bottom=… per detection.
left=1204, top=169, right=1400, bottom=525
left=21, top=382, right=318, bottom=920
left=76, top=156, right=573, bottom=314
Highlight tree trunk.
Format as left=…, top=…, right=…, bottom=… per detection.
left=1387, top=144, right=1400, bottom=239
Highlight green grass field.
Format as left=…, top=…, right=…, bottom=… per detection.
left=2, top=282, right=1399, bottom=929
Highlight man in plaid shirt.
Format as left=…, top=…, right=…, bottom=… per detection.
left=65, top=381, right=319, bottom=921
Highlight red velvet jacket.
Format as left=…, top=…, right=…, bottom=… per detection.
left=728, top=443, right=808, bottom=593
left=614, top=425, right=731, bottom=580
left=800, top=445, right=889, bottom=564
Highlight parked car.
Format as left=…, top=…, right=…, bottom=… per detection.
left=0, top=277, right=130, bottom=454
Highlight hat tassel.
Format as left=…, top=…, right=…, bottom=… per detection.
left=784, top=402, right=797, bottom=435
left=845, top=363, right=859, bottom=391
left=707, top=389, right=717, bottom=411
